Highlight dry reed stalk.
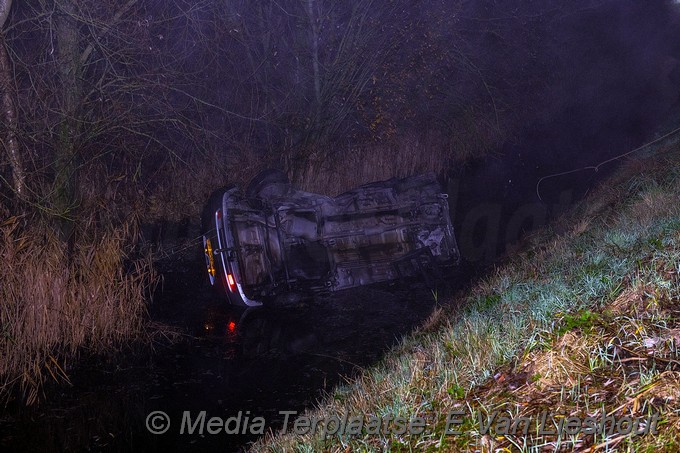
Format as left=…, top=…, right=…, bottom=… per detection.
left=0, top=214, right=157, bottom=404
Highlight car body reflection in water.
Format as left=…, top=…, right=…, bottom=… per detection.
left=141, top=277, right=446, bottom=452
left=199, top=306, right=320, bottom=359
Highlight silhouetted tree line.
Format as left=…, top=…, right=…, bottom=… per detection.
left=1, top=0, right=679, bottom=233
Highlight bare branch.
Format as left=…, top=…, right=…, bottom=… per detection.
left=79, top=0, right=137, bottom=66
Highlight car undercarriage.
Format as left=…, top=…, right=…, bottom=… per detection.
left=202, top=171, right=460, bottom=306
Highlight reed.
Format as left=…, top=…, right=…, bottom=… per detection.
left=0, top=213, right=157, bottom=404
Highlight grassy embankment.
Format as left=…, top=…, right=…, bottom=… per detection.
left=257, top=138, right=680, bottom=451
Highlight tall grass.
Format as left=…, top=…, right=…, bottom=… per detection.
left=144, top=144, right=280, bottom=223
left=0, top=214, right=157, bottom=404
left=147, top=121, right=503, bottom=227
left=288, top=126, right=503, bottom=196
left=287, top=136, right=452, bottom=196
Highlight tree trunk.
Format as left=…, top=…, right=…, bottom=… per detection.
left=306, top=0, right=322, bottom=134
left=306, top=0, right=321, bottom=105
left=0, top=0, right=25, bottom=199
left=0, top=35, right=24, bottom=198
left=54, top=0, right=82, bottom=239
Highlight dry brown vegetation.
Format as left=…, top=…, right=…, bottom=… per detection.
left=0, top=215, right=157, bottom=404
left=466, top=277, right=680, bottom=452
left=289, top=120, right=503, bottom=196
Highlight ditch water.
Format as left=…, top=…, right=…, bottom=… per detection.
left=0, top=247, right=473, bottom=452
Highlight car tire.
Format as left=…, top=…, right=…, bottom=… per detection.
left=245, top=169, right=290, bottom=200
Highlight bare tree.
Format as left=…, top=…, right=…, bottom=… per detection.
left=2, top=0, right=217, bottom=229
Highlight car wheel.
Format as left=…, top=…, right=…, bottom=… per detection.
left=245, top=169, right=290, bottom=200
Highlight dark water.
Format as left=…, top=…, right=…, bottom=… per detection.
left=0, top=252, right=469, bottom=452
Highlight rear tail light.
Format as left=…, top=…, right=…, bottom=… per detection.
left=227, top=273, right=236, bottom=292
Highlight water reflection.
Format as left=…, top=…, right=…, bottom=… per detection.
left=198, top=306, right=319, bottom=359
left=2, top=271, right=445, bottom=452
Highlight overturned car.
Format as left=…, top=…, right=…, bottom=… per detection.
left=201, top=171, right=460, bottom=306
